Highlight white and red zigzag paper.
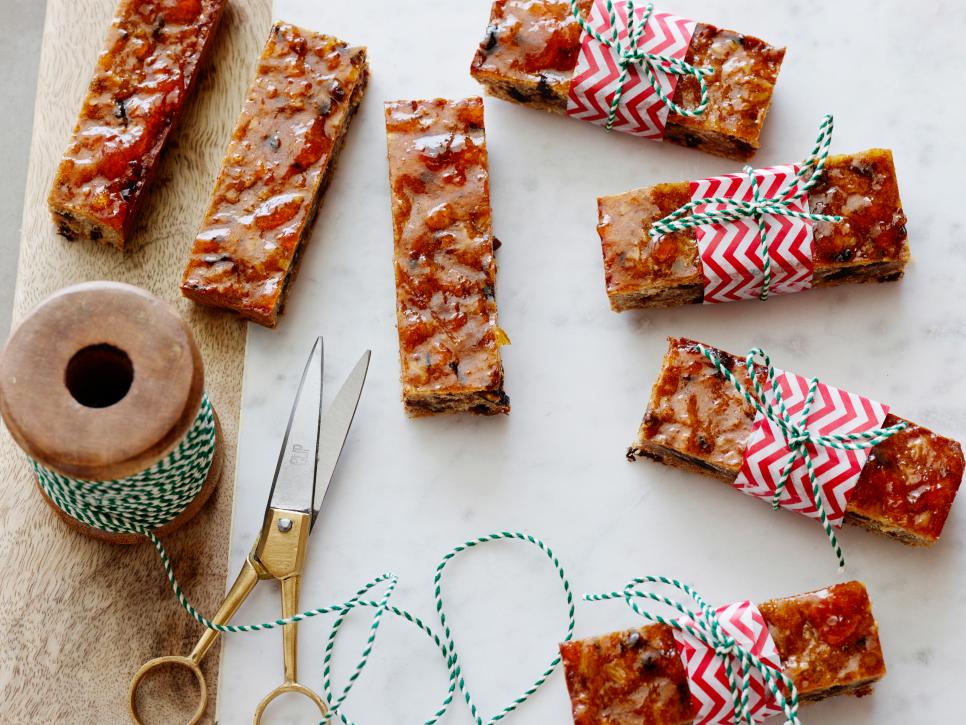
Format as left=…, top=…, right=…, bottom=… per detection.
left=733, top=369, right=890, bottom=526
left=673, top=600, right=783, bottom=725
left=567, top=0, right=696, bottom=138
left=691, top=165, right=815, bottom=303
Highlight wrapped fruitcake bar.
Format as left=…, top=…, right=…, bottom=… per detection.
left=470, top=0, right=785, bottom=160
left=562, top=581, right=885, bottom=724
left=48, top=0, right=227, bottom=248
left=181, top=22, right=368, bottom=327
left=384, top=98, right=510, bottom=416
left=630, top=338, right=964, bottom=547
left=599, top=149, right=909, bottom=311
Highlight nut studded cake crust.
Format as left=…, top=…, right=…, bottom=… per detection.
left=181, top=22, right=368, bottom=327
left=384, top=98, right=510, bottom=417
left=48, top=0, right=228, bottom=248
left=629, top=338, right=964, bottom=546
left=470, top=0, right=785, bottom=160
left=560, top=581, right=885, bottom=725
left=598, top=149, right=910, bottom=311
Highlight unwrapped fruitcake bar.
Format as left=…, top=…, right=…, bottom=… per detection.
left=470, top=0, right=785, bottom=160
left=384, top=98, right=510, bottom=416
left=48, top=0, right=227, bottom=248
left=599, top=150, right=909, bottom=311
left=630, top=338, right=964, bottom=546
left=181, top=22, right=368, bottom=327
left=561, top=581, right=885, bottom=724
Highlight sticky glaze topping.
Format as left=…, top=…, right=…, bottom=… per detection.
left=49, top=0, right=224, bottom=232
left=669, top=24, right=785, bottom=144
left=385, top=98, right=505, bottom=395
left=181, top=23, right=366, bottom=320
left=471, top=0, right=591, bottom=91
left=641, top=338, right=757, bottom=471
left=759, top=582, right=885, bottom=696
left=850, top=418, right=964, bottom=543
left=639, top=338, right=963, bottom=537
left=597, top=182, right=699, bottom=299
left=809, top=149, right=909, bottom=265
left=560, top=625, right=693, bottom=725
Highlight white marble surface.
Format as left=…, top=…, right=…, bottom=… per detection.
left=218, top=1, right=966, bottom=722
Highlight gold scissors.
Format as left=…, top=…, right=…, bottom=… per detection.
left=129, top=338, right=370, bottom=724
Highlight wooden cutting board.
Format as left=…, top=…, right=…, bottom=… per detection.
left=0, top=0, right=271, bottom=721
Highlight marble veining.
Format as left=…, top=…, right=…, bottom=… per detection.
left=218, top=1, right=966, bottom=722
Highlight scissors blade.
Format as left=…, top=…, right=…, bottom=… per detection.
left=266, top=337, right=324, bottom=515
left=311, top=349, right=370, bottom=527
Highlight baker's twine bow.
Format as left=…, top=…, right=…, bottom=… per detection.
left=569, top=0, right=713, bottom=130
left=650, top=115, right=843, bottom=300
left=148, top=530, right=575, bottom=725
left=699, top=345, right=908, bottom=569
left=586, top=576, right=801, bottom=725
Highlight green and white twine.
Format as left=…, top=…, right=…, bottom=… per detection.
left=32, top=393, right=217, bottom=535
left=650, top=115, right=844, bottom=300
left=29, top=390, right=576, bottom=722
left=153, top=530, right=575, bottom=725
left=699, top=344, right=908, bottom=569
left=569, top=0, right=714, bottom=131
left=586, top=575, right=802, bottom=725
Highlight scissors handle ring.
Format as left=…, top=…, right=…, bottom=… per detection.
left=128, top=655, right=207, bottom=725
left=253, top=681, right=328, bottom=724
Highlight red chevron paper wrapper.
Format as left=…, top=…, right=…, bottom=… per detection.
left=734, top=369, right=890, bottom=525
left=673, top=600, right=783, bottom=724
left=567, top=1, right=696, bottom=138
left=691, top=165, right=815, bottom=303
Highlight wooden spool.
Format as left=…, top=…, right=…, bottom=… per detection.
left=0, top=281, right=223, bottom=544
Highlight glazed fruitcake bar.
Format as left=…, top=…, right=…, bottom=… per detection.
left=48, top=0, right=227, bottom=248
left=599, top=150, right=909, bottom=311
left=630, top=338, right=964, bottom=546
left=181, top=22, right=368, bottom=327
left=384, top=98, right=510, bottom=417
left=561, top=581, right=885, bottom=724
left=470, top=0, right=785, bottom=160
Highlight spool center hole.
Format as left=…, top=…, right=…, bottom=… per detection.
left=65, top=344, right=134, bottom=408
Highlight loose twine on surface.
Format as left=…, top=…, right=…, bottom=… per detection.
left=153, top=530, right=576, bottom=725
left=650, top=115, right=844, bottom=301
left=568, top=0, right=714, bottom=130
left=586, top=575, right=802, bottom=725
left=30, top=421, right=578, bottom=725
left=698, top=344, right=908, bottom=569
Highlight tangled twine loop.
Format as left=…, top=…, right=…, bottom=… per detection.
left=569, top=0, right=714, bottom=131
left=699, top=345, right=908, bottom=569
left=586, top=575, right=802, bottom=725
left=650, top=115, right=843, bottom=300
left=150, top=530, right=575, bottom=725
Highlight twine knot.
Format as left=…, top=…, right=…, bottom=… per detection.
left=569, top=0, right=713, bottom=131
left=586, top=576, right=802, bottom=725
left=784, top=425, right=811, bottom=449
left=650, top=115, right=844, bottom=301
left=715, top=637, right=738, bottom=657
left=698, top=345, right=908, bottom=569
